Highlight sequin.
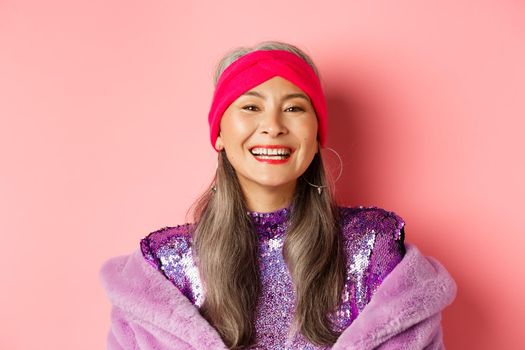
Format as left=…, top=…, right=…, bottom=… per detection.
left=140, top=206, right=406, bottom=349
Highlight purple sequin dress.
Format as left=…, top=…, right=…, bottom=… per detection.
left=140, top=205, right=405, bottom=349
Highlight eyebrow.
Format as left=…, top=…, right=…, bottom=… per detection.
left=241, top=90, right=310, bottom=102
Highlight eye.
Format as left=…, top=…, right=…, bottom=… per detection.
left=242, top=105, right=259, bottom=111
left=285, top=106, right=304, bottom=112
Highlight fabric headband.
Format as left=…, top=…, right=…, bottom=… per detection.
left=208, top=49, right=327, bottom=151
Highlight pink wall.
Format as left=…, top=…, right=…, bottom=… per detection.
left=1, top=0, right=524, bottom=349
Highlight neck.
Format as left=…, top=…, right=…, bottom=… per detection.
left=239, top=180, right=296, bottom=213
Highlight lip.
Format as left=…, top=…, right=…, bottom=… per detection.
left=248, top=144, right=294, bottom=164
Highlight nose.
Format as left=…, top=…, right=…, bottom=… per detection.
left=260, top=107, right=288, bottom=137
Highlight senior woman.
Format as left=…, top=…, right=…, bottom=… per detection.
left=100, top=41, right=457, bottom=350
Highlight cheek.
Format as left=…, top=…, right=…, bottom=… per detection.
left=221, top=113, right=254, bottom=137
left=220, top=115, right=257, bottom=156
left=221, top=117, right=249, bottom=144
left=294, top=118, right=318, bottom=142
left=296, top=118, right=318, bottom=155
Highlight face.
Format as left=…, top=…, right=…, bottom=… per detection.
left=215, top=76, right=318, bottom=194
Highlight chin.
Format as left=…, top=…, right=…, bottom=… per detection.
left=252, top=178, right=297, bottom=189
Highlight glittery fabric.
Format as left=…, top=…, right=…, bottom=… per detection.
left=140, top=206, right=405, bottom=349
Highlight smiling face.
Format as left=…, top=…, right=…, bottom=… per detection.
left=215, top=76, right=319, bottom=198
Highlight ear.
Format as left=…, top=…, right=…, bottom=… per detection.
left=215, top=134, right=224, bottom=151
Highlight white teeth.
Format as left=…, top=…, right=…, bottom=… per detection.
left=255, top=155, right=288, bottom=160
left=250, top=147, right=291, bottom=156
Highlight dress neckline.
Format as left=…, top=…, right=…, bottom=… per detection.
left=246, top=205, right=291, bottom=237
left=246, top=205, right=291, bottom=218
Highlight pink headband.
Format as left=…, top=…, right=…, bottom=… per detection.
left=208, top=49, right=327, bottom=150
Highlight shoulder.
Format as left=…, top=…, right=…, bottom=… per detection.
left=337, top=205, right=406, bottom=303
left=140, top=223, right=205, bottom=306
left=140, top=223, right=195, bottom=271
left=337, top=205, right=405, bottom=243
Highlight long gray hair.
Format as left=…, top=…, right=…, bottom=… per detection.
left=190, top=41, right=345, bottom=348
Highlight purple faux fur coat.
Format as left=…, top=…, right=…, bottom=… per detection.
left=99, top=243, right=457, bottom=349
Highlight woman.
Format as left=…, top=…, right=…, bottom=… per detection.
left=100, top=41, right=457, bottom=350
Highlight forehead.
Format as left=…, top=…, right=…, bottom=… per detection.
left=240, top=76, right=310, bottom=101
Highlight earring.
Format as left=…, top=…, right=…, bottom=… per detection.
left=211, top=150, right=222, bottom=194
left=302, top=147, right=343, bottom=195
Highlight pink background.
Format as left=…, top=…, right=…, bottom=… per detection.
left=1, top=0, right=524, bottom=349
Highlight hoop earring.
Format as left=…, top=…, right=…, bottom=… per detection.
left=302, top=147, right=343, bottom=195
